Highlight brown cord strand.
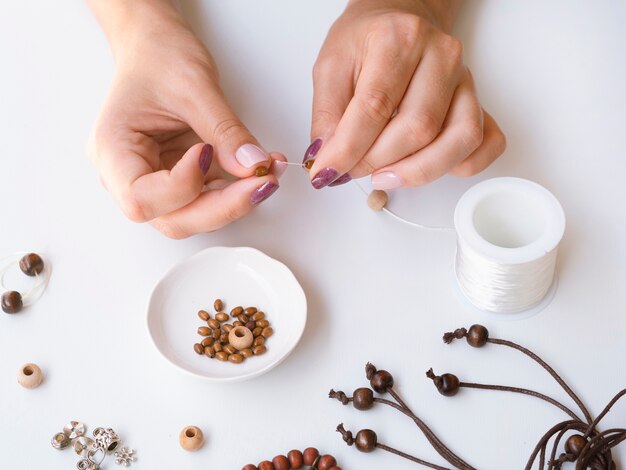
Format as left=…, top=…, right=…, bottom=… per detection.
left=583, top=389, right=626, bottom=438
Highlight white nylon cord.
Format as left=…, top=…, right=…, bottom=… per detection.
left=0, top=253, right=51, bottom=306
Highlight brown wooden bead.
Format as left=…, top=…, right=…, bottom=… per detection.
left=241, top=348, right=254, bottom=358
left=367, top=189, right=388, bottom=211
left=565, top=434, right=587, bottom=456
left=256, top=320, right=269, bottom=328
left=214, top=299, right=224, bottom=311
left=223, top=344, right=236, bottom=355
left=197, top=327, right=211, bottom=337
left=193, top=343, right=204, bottom=355
left=216, top=351, right=229, bottom=361
left=242, top=465, right=258, bottom=470
left=19, top=253, right=44, bottom=276
left=244, top=307, right=258, bottom=315
left=370, top=370, right=394, bottom=393
left=215, top=312, right=229, bottom=322
left=198, top=310, right=210, bottom=321
left=253, top=327, right=263, bottom=337
left=204, top=347, right=216, bottom=358
left=231, top=306, right=244, bottom=317
left=288, top=450, right=303, bottom=469
left=355, top=429, right=377, bottom=452
left=214, top=343, right=223, bottom=352
left=208, top=319, right=221, bottom=329
left=1, top=291, right=23, bottom=314
left=233, top=321, right=243, bottom=327
left=258, top=461, right=274, bottom=470
left=261, top=327, right=273, bottom=338
left=220, top=333, right=229, bottom=344
left=272, top=454, right=289, bottom=470
left=201, top=337, right=214, bottom=347
left=17, top=363, right=43, bottom=389
left=252, top=311, right=265, bottom=321
left=222, top=324, right=234, bottom=333
left=228, top=353, right=244, bottom=364
left=253, top=336, right=265, bottom=347
left=253, top=345, right=267, bottom=356
left=303, top=448, right=319, bottom=465
left=255, top=166, right=269, bottom=177
left=179, top=426, right=204, bottom=451
left=237, top=314, right=249, bottom=324
left=212, top=329, right=222, bottom=339
left=317, top=455, right=337, bottom=470
left=245, top=321, right=256, bottom=331
left=436, top=373, right=460, bottom=396
left=304, top=159, right=314, bottom=170
left=467, top=324, right=489, bottom=347
left=353, top=387, right=374, bottom=410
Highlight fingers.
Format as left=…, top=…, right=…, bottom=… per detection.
left=185, top=85, right=272, bottom=179
left=92, top=132, right=211, bottom=222
left=351, top=39, right=465, bottom=179
left=449, top=111, right=507, bottom=177
left=150, top=174, right=280, bottom=239
left=371, top=73, right=484, bottom=189
left=307, top=28, right=422, bottom=188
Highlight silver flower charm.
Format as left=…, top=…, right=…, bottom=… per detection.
left=114, top=447, right=137, bottom=467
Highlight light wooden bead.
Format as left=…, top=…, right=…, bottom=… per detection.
left=228, top=326, right=254, bottom=351
left=179, top=426, right=204, bottom=452
left=17, top=363, right=43, bottom=389
left=367, top=190, right=388, bottom=211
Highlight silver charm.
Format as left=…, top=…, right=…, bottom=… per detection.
left=64, top=421, right=86, bottom=439
left=51, top=432, right=70, bottom=450
left=73, top=436, right=95, bottom=457
left=114, top=447, right=137, bottom=467
left=93, top=427, right=120, bottom=453
left=77, top=448, right=105, bottom=470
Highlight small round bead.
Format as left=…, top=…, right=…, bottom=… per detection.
left=355, top=429, right=377, bottom=452
left=304, top=159, right=314, bottom=170
left=436, top=373, right=460, bottom=396
left=193, top=343, right=204, bottom=355
left=328, top=467, right=342, bottom=470
left=258, top=461, right=275, bottom=470
left=367, top=190, right=388, bottom=211
left=466, top=324, right=489, bottom=347
left=214, top=299, right=224, bottom=311
left=179, top=426, right=204, bottom=451
left=565, top=434, right=587, bottom=456
left=303, top=447, right=319, bottom=465
left=19, top=253, right=44, bottom=276
left=370, top=370, right=394, bottom=393
left=317, top=455, right=337, bottom=470
left=242, top=465, right=258, bottom=470
left=353, top=387, right=374, bottom=410
left=287, top=449, right=303, bottom=468
left=2, top=291, right=23, bottom=314
left=272, top=455, right=289, bottom=470
left=255, top=166, right=269, bottom=177
left=229, top=326, right=254, bottom=350
left=17, top=363, right=43, bottom=389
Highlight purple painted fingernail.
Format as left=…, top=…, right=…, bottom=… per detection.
left=199, top=144, right=213, bottom=175
left=328, top=173, right=352, bottom=187
left=311, top=167, right=339, bottom=189
left=251, top=181, right=279, bottom=205
left=303, top=138, right=322, bottom=164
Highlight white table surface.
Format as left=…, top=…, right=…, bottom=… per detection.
left=1, top=1, right=625, bottom=469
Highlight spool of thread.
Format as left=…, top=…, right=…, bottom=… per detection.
left=453, top=177, right=565, bottom=315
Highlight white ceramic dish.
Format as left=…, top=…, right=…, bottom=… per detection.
left=147, top=247, right=307, bottom=382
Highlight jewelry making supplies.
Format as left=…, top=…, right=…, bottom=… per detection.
left=330, top=325, right=626, bottom=469
left=242, top=447, right=343, bottom=470
left=0, top=252, right=51, bottom=314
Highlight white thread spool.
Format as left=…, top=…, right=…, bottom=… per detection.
left=453, top=177, right=565, bottom=317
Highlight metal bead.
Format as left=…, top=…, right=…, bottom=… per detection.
left=64, top=421, right=86, bottom=439
left=73, top=436, right=95, bottom=457
left=114, top=447, right=137, bottom=467
left=93, top=427, right=120, bottom=453
left=51, top=432, right=70, bottom=450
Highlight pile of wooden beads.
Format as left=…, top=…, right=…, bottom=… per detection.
left=242, top=447, right=342, bottom=470
left=193, top=298, right=273, bottom=364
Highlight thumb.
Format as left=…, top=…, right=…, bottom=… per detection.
left=185, top=87, right=271, bottom=178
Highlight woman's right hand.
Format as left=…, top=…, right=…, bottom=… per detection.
left=88, top=0, right=284, bottom=239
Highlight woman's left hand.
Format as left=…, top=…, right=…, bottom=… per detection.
left=305, top=0, right=506, bottom=190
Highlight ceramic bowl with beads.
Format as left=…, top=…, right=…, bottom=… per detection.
left=147, top=247, right=307, bottom=382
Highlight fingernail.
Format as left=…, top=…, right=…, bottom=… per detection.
left=251, top=181, right=279, bottom=205
left=236, top=143, right=269, bottom=168
left=311, top=167, right=339, bottom=189
left=371, top=171, right=403, bottom=190
left=303, top=138, right=322, bottom=165
left=273, top=160, right=288, bottom=178
left=199, top=144, right=213, bottom=175
left=328, top=173, right=352, bottom=187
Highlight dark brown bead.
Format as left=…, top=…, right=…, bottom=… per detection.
left=253, top=336, right=266, bottom=347
left=255, top=166, right=269, bottom=177
left=253, top=345, right=267, bottom=355
left=303, top=447, right=319, bottom=465
left=317, top=455, right=337, bottom=470
left=257, top=461, right=274, bottom=470
left=304, top=159, right=314, bottom=170
left=565, top=434, right=587, bottom=456
left=353, top=387, right=374, bottom=410
left=198, top=310, right=210, bottom=321
left=1, top=291, right=23, bottom=314
left=355, top=429, right=377, bottom=452
left=370, top=370, right=393, bottom=393
left=212, top=329, right=222, bottom=339
left=197, top=326, right=211, bottom=336
left=245, top=321, right=256, bottom=331
left=467, top=324, right=489, bottom=347
left=253, top=327, right=263, bottom=337
left=271, top=455, right=289, bottom=470
left=208, top=319, right=220, bottom=329
left=252, top=311, right=265, bottom=321
left=237, top=314, right=249, bottom=324
left=231, top=306, right=244, bottom=317
left=435, top=373, right=460, bottom=396
left=287, top=450, right=303, bottom=468
left=328, top=467, right=342, bottom=470
left=214, top=299, right=224, bottom=311
left=201, top=337, right=214, bottom=347
left=215, top=312, right=229, bottom=322
left=19, top=253, right=44, bottom=276
left=242, top=465, right=258, bottom=470
left=193, top=343, right=204, bottom=355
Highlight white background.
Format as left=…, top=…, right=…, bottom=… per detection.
left=1, top=1, right=625, bottom=469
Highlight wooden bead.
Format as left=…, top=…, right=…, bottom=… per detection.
left=242, top=465, right=258, bottom=470
left=287, top=449, right=303, bottom=468
left=179, top=426, right=204, bottom=452
left=17, top=363, right=43, bottom=389
left=467, top=324, right=489, bottom=347
left=272, top=455, right=289, bottom=470
left=19, top=253, right=44, bottom=276
left=2, top=291, right=23, bottom=314
left=258, top=461, right=275, bottom=470
left=303, top=447, right=319, bottom=465
left=355, top=429, right=377, bottom=452
left=367, top=190, right=388, bottom=211
left=317, top=455, right=337, bottom=470
left=229, top=326, right=254, bottom=350
left=565, top=434, right=587, bottom=456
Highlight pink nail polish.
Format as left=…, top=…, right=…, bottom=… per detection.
left=372, top=172, right=403, bottom=190
left=235, top=144, right=269, bottom=168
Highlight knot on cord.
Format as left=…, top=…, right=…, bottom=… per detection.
left=329, top=389, right=350, bottom=405
left=443, top=328, right=467, bottom=344
left=336, top=423, right=354, bottom=446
